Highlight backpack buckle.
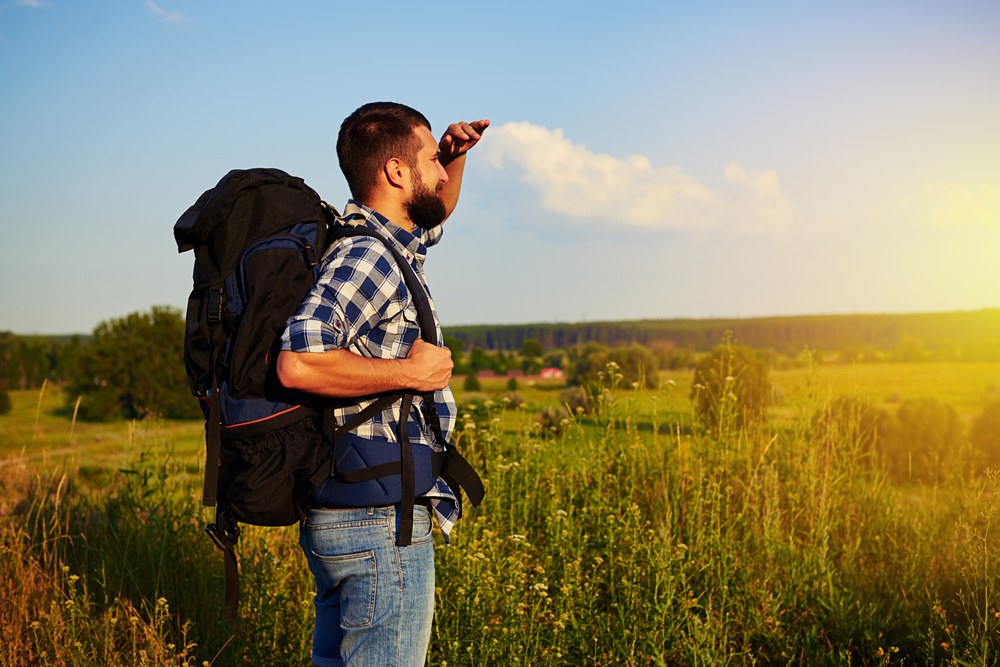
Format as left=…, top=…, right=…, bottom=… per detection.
left=204, top=522, right=230, bottom=551
left=207, top=287, right=224, bottom=324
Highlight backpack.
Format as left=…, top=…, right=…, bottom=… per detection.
left=174, top=168, right=484, bottom=628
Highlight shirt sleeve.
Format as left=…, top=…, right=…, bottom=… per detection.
left=280, top=237, right=406, bottom=352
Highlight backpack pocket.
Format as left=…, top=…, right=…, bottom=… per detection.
left=218, top=415, right=328, bottom=526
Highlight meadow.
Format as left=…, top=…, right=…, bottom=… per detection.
left=2, top=361, right=999, bottom=665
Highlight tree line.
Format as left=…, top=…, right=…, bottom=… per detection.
left=2, top=306, right=999, bottom=422
left=446, top=309, right=1000, bottom=360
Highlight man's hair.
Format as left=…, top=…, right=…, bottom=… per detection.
left=337, top=102, right=432, bottom=202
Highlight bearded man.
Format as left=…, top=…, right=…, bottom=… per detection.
left=276, top=102, right=488, bottom=666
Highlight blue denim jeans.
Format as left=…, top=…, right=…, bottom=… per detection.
left=299, top=505, right=435, bottom=667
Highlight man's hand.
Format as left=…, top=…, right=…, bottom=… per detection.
left=439, top=119, right=490, bottom=166
left=404, top=339, right=454, bottom=392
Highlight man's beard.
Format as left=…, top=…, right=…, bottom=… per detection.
left=405, top=179, right=447, bottom=230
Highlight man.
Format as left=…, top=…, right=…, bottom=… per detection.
left=276, top=102, right=488, bottom=666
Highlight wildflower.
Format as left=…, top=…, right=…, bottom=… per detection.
left=68, top=575, right=80, bottom=584
left=30, top=621, right=40, bottom=630
left=725, top=376, right=735, bottom=383
left=666, top=379, right=677, bottom=387
left=555, top=509, right=567, bottom=517
left=510, top=534, right=526, bottom=542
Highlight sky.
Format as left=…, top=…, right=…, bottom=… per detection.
left=1, top=0, right=998, bottom=335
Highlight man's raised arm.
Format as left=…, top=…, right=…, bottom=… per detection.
left=438, top=119, right=490, bottom=220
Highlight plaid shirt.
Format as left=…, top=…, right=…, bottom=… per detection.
left=280, top=200, right=461, bottom=540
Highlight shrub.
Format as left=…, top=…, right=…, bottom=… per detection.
left=535, top=405, right=567, bottom=437
left=970, top=398, right=1000, bottom=469
left=567, top=343, right=659, bottom=390
left=881, top=398, right=964, bottom=483
left=0, top=387, right=10, bottom=416
left=463, top=372, right=482, bottom=392
left=559, top=385, right=593, bottom=416
left=500, top=391, right=524, bottom=410
left=690, top=340, right=771, bottom=434
left=811, top=396, right=889, bottom=456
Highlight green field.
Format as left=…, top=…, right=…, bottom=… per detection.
left=2, top=361, right=999, bottom=665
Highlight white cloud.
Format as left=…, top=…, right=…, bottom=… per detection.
left=921, top=182, right=1000, bottom=228
left=17, top=0, right=49, bottom=8
left=480, top=121, right=792, bottom=233
left=145, top=0, right=186, bottom=24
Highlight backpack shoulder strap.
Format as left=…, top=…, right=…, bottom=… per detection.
left=327, top=226, right=437, bottom=343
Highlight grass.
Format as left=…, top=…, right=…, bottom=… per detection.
left=2, top=360, right=999, bottom=665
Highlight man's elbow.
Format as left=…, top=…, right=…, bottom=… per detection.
left=276, top=351, right=308, bottom=391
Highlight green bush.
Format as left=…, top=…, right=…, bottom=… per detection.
left=463, top=372, right=482, bottom=392
left=881, top=398, right=964, bottom=483
left=970, top=398, right=1000, bottom=469
left=811, top=396, right=889, bottom=456
left=567, top=343, right=659, bottom=390
left=690, top=340, right=771, bottom=434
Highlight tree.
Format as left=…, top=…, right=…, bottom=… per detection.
left=0, top=386, right=10, bottom=416
left=64, top=307, right=202, bottom=421
left=691, top=340, right=771, bottom=434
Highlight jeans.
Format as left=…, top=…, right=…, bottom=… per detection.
left=299, top=505, right=436, bottom=667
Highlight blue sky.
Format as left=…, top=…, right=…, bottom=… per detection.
left=1, top=0, right=998, bottom=334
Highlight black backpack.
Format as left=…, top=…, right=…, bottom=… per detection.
left=174, top=168, right=484, bottom=628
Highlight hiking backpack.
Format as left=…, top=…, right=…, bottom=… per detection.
left=174, top=168, right=484, bottom=628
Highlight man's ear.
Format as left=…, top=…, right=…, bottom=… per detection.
left=383, top=157, right=409, bottom=190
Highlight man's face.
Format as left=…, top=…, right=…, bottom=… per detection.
left=404, top=126, right=449, bottom=230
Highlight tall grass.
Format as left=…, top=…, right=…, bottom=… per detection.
left=1, top=374, right=998, bottom=665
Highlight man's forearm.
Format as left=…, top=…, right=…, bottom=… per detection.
left=440, top=153, right=467, bottom=220
left=277, top=339, right=453, bottom=397
left=277, top=349, right=413, bottom=398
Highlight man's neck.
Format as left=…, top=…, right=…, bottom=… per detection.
left=361, top=196, right=413, bottom=233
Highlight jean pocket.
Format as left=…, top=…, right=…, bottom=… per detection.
left=407, top=506, right=434, bottom=546
left=309, top=549, right=378, bottom=628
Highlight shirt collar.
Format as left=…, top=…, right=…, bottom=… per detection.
left=338, top=199, right=443, bottom=262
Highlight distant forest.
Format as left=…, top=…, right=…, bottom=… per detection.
left=445, top=309, right=1000, bottom=358
left=3, top=309, right=999, bottom=395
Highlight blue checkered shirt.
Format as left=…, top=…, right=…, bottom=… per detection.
left=280, top=200, right=461, bottom=540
